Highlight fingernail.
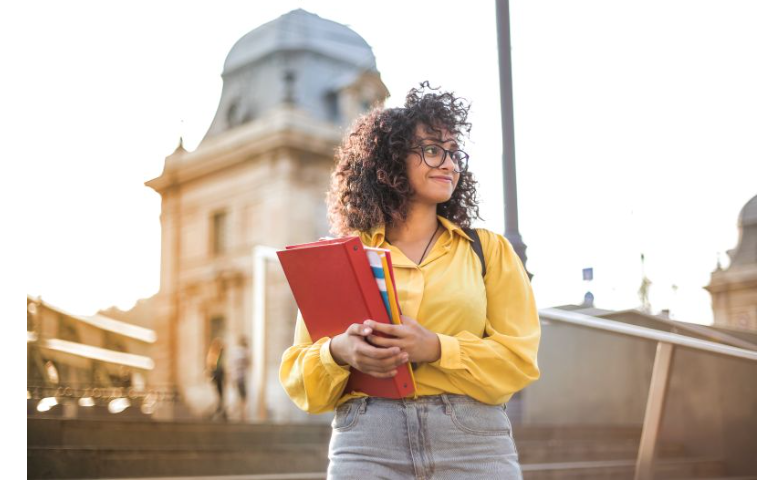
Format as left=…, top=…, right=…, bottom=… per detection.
left=363, top=328, right=371, bottom=335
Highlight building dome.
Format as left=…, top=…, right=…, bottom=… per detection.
left=223, top=9, right=376, bottom=74
left=728, top=195, right=757, bottom=267
left=201, top=9, right=386, bottom=143
left=738, top=195, right=757, bottom=228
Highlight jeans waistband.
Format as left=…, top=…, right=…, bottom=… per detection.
left=352, top=394, right=498, bottom=409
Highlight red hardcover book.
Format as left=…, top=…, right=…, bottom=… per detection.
left=277, top=236, right=416, bottom=399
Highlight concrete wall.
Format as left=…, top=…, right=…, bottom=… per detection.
left=522, top=317, right=756, bottom=474
left=660, top=348, right=756, bottom=474
left=522, top=320, right=656, bottom=426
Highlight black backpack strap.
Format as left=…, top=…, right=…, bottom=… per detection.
left=463, top=227, right=486, bottom=278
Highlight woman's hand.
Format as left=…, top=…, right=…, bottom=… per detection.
left=364, top=316, right=441, bottom=364
left=329, top=322, right=410, bottom=378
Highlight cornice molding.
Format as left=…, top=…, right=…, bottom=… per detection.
left=146, top=106, right=342, bottom=193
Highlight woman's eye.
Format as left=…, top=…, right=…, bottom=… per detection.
left=423, top=146, right=440, bottom=156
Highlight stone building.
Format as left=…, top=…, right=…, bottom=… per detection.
left=27, top=296, right=158, bottom=418
left=144, top=9, right=388, bottom=421
left=705, top=195, right=757, bottom=332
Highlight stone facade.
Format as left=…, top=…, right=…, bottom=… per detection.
left=144, top=10, right=388, bottom=422
left=705, top=195, right=757, bottom=332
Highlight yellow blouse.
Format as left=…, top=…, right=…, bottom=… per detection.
left=279, top=216, right=541, bottom=414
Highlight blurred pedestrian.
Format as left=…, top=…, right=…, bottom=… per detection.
left=206, top=337, right=226, bottom=420
left=230, top=336, right=251, bottom=421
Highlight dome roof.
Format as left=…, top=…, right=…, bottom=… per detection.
left=728, top=195, right=757, bottom=268
left=223, top=9, right=377, bottom=74
left=200, top=9, right=387, bottom=143
left=738, top=195, right=757, bottom=228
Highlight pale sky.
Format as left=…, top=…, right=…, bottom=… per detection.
left=10, top=1, right=758, bottom=325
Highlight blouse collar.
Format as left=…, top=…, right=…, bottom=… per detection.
left=360, top=215, right=473, bottom=248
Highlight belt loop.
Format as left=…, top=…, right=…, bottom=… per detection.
left=359, top=397, right=367, bottom=413
left=440, top=393, right=452, bottom=415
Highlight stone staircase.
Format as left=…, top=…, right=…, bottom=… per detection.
left=28, top=418, right=750, bottom=479
left=513, top=425, right=734, bottom=479
left=28, top=418, right=330, bottom=479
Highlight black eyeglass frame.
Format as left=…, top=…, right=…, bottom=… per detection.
left=410, top=144, right=470, bottom=173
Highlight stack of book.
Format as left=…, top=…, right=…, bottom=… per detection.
left=277, top=237, right=416, bottom=398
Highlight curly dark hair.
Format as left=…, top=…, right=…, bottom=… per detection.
left=327, top=82, right=481, bottom=236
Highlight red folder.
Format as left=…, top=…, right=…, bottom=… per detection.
left=277, top=236, right=415, bottom=399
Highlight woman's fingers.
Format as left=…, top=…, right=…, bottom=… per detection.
left=357, top=343, right=407, bottom=365
left=356, top=340, right=399, bottom=358
left=340, top=321, right=409, bottom=376
left=366, top=334, right=402, bottom=348
left=354, top=342, right=408, bottom=374
left=363, top=320, right=404, bottom=337
left=347, top=322, right=373, bottom=337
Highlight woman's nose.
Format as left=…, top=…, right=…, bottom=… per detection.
left=438, top=153, right=455, bottom=171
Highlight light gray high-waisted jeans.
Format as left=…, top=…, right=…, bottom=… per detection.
left=327, top=394, right=522, bottom=480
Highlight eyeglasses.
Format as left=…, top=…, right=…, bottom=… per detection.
left=411, top=144, right=469, bottom=173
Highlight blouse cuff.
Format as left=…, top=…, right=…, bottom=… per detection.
left=320, top=338, right=352, bottom=377
left=429, top=333, right=462, bottom=369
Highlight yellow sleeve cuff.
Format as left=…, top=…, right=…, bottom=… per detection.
left=429, top=333, right=462, bottom=369
left=320, top=338, right=352, bottom=377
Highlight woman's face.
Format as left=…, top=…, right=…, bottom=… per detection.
left=405, top=124, right=461, bottom=206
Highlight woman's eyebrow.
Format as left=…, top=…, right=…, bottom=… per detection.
left=420, top=136, right=459, bottom=147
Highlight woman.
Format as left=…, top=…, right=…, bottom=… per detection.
left=230, top=336, right=251, bottom=421
left=206, top=337, right=226, bottom=420
left=279, top=82, right=540, bottom=479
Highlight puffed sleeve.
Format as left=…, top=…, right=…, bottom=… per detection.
left=428, top=229, right=541, bottom=404
left=278, top=311, right=351, bottom=414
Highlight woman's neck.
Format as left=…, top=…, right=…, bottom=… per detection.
left=386, top=202, right=439, bottom=244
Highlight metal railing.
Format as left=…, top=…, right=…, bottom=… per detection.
left=539, top=308, right=757, bottom=480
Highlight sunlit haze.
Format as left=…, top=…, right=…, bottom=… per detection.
left=12, top=1, right=758, bottom=325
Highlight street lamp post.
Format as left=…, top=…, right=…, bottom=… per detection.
left=496, top=0, right=531, bottom=279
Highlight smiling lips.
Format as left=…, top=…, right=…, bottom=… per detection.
left=430, top=176, right=453, bottom=184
